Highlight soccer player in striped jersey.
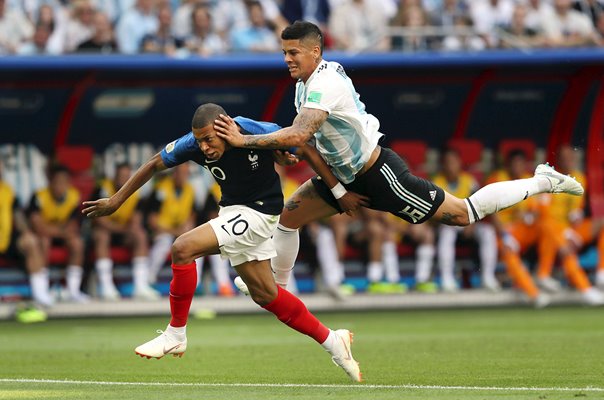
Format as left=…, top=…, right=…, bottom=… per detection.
left=214, top=20, right=585, bottom=292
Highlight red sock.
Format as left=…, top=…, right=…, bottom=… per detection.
left=169, top=262, right=197, bottom=327
left=263, top=286, right=330, bottom=343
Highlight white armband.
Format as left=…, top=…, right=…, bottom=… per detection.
left=330, top=182, right=347, bottom=200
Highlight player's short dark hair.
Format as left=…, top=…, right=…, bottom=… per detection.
left=192, top=103, right=227, bottom=129
left=281, top=20, right=324, bottom=54
left=48, top=163, right=70, bottom=179
left=507, top=148, right=527, bottom=162
left=439, top=146, right=460, bottom=161
left=115, top=162, right=131, bottom=171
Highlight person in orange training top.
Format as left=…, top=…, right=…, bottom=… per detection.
left=535, top=144, right=604, bottom=297
left=486, top=150, right=551, bottom=307
left=0, top=159, right=53, bottom=307
left=28, top=164, right=88, bottom=303
left=82, top=103, right=364, bottom=382
left=433, top=147, right=499, bottom=292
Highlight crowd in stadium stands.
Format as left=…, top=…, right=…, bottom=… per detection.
left=1, top=0, right=604, bottom=55
left=3, top=140, right=603, bottom=309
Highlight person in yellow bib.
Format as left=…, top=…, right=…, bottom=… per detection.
left=90, top=163, right=160, bottom=301
left=27, top=164, right=88, bottom=303
left=147, top=163, right=196, bottom=287
left=433, top=147, right=499, bottom=292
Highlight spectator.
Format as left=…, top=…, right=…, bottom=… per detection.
left=573, top=0, right=604, bottom=28
left=115, top=0, right=158, bottom=54
left=184, top=4, right=227, bottom=56
left=61, top=0, right=97, bottom=53
left=469, top=0, right=514, bottom=47
left=28, top=164, right=89, bottom=303
left=0, top=0, right=34, bottom=54
left=499, top=4, right=545, bottom=48
left=230, top=1, right=280, bottom=52
left=524, top=0, right=555, bottom=32
left=213, top=0, right=287, bottom=39
left=542, top=0, right=597, bottom=46
left=281, top=0, right=330, bottom=29
left=18, top=22, right=53, bottom=54
left=391, top=3, right=432, bottom=51
left=173, top=0, right=209, bottom=38
left=0, top=159, right=52, bottom=307
left=329, top=0, right=390, bottom=52
left=141, top=4, right=184, bottom=55
left=76, top=11, right=118, bottom=53
left=441, top=14, right=486, bottom=51
left=429, top=0, right=468, bottom=28
left=433, top=147, right=499, bottom=292
left=91, top=163, right=160, bottom=301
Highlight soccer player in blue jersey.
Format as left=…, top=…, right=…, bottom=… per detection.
left=82, top=103, right=364, bottom=382
left=214, top=20, right=584, bottom=292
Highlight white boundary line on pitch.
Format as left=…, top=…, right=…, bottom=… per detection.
left=1, top=378, right=603, bottom=392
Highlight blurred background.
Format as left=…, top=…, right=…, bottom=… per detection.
left=1, top=0, right=604, bottom=321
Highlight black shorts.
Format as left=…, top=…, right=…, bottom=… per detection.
left=311, top=147, right=445, bottom=224
left=0, top=230, right=24, bottom=262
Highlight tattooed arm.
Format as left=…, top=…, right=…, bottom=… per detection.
left=214, top=108, right=328, bottom=149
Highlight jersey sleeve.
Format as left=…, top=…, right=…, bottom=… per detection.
left=160, top=133, right=201, bottom=168
left=302, top=70, right=346, bottom=114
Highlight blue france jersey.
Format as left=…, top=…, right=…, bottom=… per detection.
left=160, top=116, right=284, bottom=215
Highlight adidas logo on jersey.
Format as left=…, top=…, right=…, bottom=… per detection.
left=429, top=190, right=437, bottom=201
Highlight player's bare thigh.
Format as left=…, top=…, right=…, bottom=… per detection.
left=432, top=191, right=470, bottom=226
left=279, top=179, right=339, bottom=230
left=171, top=222, right=220, bottom=265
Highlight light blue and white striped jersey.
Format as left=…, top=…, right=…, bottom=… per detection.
left=295, top=60, right=383, bottom=184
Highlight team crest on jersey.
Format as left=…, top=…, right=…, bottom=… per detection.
left=165, top=141, right=176, bottom=153
left=248, top=152, right=259, bottom=170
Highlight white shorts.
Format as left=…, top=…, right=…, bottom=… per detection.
left=208, top=205, right=280, bottom=267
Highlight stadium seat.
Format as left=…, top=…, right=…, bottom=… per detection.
left=389, top=140, right=428, bottom=177
left=498, top=139, right=536, bottom=163
left=55, top=145, right=94, bottom=173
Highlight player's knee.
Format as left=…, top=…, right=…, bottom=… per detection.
left=248, top=284, right=278, bottom=306
left=171, top=237, right=194, bottom=265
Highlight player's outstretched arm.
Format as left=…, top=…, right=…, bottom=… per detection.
left=214, top=108, right=328, bottom=149
left=295, top=144, right=370, bottom=216
left=82, top=153, right=168, bottom=218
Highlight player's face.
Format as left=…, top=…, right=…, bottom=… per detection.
left=193, top=125, right=227, bottom=160
left=49, top=171, right=70, bottom=199
left=115, top=166, right=132, bottom=188
left=282, top=38, right=321, bottom=82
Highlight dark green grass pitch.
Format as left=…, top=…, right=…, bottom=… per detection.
left=1, top=307, right=603, bottom=400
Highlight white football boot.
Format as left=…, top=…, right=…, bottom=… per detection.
left=328, top=329, right=362, bottom=382
left=234, top=276, right=250, bottom=296
left=135, top=329, right=187, bottom=359
left=536, top=276, right=562, bottom=293
left=534, top=163, right=584, bottom=196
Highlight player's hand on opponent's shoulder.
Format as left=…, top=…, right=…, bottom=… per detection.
left=273, top=150, right=299, bottom=166
left=81, top=198, right=118, bottom=218
left=338, top=191, right=370, bottom=217
left=214, top=114, right=245, bottom=147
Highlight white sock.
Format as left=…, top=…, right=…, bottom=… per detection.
left=66, top=265, right=84, bottom=296
left=475, top=223, right=498, bottom=282
left=467, top=177, right=551, bottom=223
left=95, top=257, right=114, bottom=289
left=320, top=329, right=337, bottom=352
left=132, top=256, right=150, bottom=291
left=437, top=225, right=458, bottom=284
left=415, top=244, right=435, bottom=283
left=210, top=254, right=231, bottom=286
left=271, top=224, right=299, bottom=288
left=148, top=233, right=173, bottom=284
left=167, top=324, right=186, bottom=340
left=316, top=226, right=343, bottom=288
left=382, top=241, right=400, bottom=283
left=30, top=269, right=52, bottom=306
left=195, top=257, right=204, bottom=289
left=367, top=261, right=383, bottom=283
